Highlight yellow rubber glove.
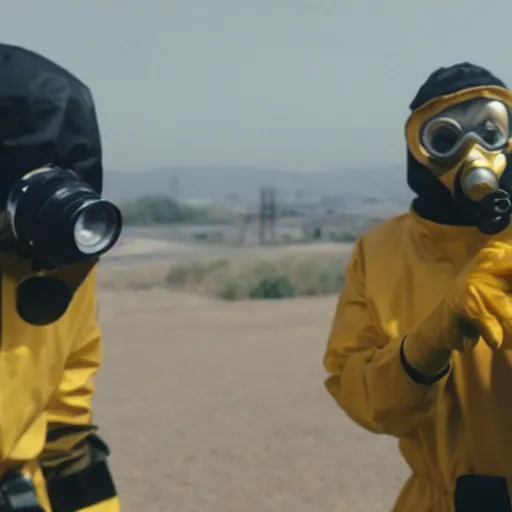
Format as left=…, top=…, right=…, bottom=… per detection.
left=404, top=238, right=512, bottom=377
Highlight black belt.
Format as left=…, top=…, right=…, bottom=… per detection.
left=46, top=460, right=116, bottom=512
left=455, top=475, right=512, bottom=512
left=42, top=431, right=117, bottom=512
left=0, top=460, right=116, bottom=512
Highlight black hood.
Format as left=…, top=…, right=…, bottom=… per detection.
left=0, top=44, right=102, bottom=208
left=407, top=62, right=512, bottom=225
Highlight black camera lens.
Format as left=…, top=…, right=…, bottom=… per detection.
left=6, top=166, right=122, bottom=269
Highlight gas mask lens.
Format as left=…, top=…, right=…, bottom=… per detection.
left=6, top=166, right=122, bottom=269
left=421, top=99, right=510, bottom=160
left=73, top=202, right=120, bottom=255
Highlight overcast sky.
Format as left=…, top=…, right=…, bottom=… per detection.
left=1, top=0, right=511, bottom=172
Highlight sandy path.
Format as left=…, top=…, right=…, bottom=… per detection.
left=94, top=289, right=408, bottom=512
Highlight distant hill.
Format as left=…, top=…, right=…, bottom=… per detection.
left=103, top=166, right=413, bottom=217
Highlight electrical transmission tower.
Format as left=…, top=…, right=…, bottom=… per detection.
left=170, top=174, right=180, bottom=201
left=259, top=187, right=277, bottom=245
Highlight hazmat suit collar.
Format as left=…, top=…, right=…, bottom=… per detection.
left=408, top=206, right=491, bottom=265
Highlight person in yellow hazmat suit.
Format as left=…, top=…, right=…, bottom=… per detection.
left=323, top=62, right=512, bottom=512
left=0, top=44, right=123, bottom=511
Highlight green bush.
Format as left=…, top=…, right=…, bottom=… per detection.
left=120, top=195, right=228, bottom=226
left=249, top=276, right=295, bottom=299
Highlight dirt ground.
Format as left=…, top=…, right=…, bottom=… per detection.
left=94, top=287, right=409, bottom=512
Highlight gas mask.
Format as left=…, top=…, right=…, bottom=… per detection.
left=1, top=165, right=123, bottom=326
left=406, top=85, right=512, bottom=234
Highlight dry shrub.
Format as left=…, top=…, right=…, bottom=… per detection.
left=98, top=262, right=170, bottom=290
left=165, top=252, right=347, bottom=300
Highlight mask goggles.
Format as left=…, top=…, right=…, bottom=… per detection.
left=421, top=98, right=509, bottom=160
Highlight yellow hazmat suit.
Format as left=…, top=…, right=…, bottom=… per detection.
left=324, top=63, right=512, bottom=511
left=0, top=253, right=119, bottom=511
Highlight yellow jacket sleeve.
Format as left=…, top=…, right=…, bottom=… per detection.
left=40, top=267, right=119, bottom=511
left=323, top=239, right=444, bottom=438
left=42, top=266, right=102, bottom=466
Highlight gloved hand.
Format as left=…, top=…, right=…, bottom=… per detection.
left=403, top=237, right=512, bottom=377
